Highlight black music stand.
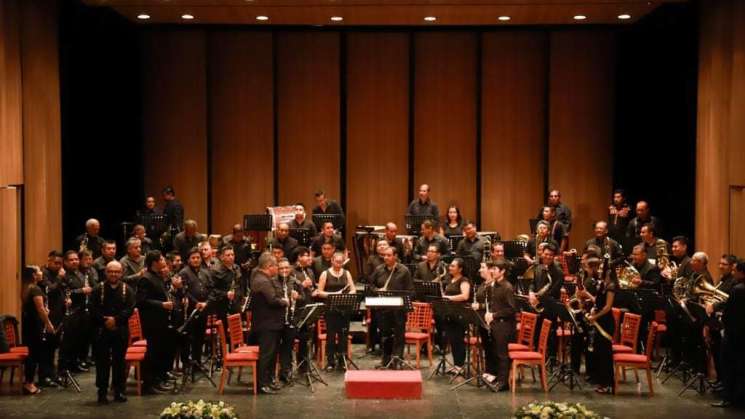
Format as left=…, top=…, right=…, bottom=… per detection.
left=244, top=214, right=273, bottom=232
left=367, top=291, right=414, bottom=370
left=176, top=309, right=217, bottom=389
left=326, top=293, right=361, bottom=370
left=312, top=214, right=344, bottom=232
left=448, top=235, right=465, bottom=253
left=674, top=302, right=712, bottom=396
left=427, top=299, right=455, bottom=379
left=293, top=303, right=328, bottom=392
left=289, top=228, right=312, bottom=247
left=548, top=302, right=583, bottom=391
left=414, top=281, right=442, bottom=302
left=405, top=215, right=438, bottom=236
left=503, top=240, right=528, bottom=260
left=450, top=307, right=494, bottom=392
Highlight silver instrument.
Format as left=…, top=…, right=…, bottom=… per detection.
left=83, top=273, right=90, bottom=312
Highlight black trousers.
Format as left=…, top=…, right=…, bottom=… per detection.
left=489, top=318, right=514, bottom=384
left=22, top=329, right=43, bottom=384
left=59, top=312, right=83, bottom=371
left=142, top=325, right=176, bottom=386
left=95, top=329, right=128, bottom=393
left=77, top=310, right=94, bottom=362
left=479, top=327, right=495, bottom=374
left=379, top=310, right=406, bottom=365
left=255, top=329, right=281, bottom=387
left=590, top=318, right=615, bottom=388
left=189, top=314, right=208, bottom=364
left=367, top=311, right=381, bottom=350
left=720, top=334, right=745, bottom=404
left=444, top=320, right=466, bottom=367
left=279, top=325, right=304, bottom=378
left=325, top=311, right=350, bottom=366
left=570, top=330, right=589, bottom=374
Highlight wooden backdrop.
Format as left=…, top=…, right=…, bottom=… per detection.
left=140, top=28, right=617, bottom=250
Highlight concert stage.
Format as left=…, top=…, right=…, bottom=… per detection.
left=0, top=346, right=741, bottom=419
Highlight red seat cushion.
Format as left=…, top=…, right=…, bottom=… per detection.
left=0, top=353, right=26, bottom=362
left=509, top=351, right=542, bottom=361
left=236, top=346, right=260, bottom=353
left=613, top=353, right=649, bottom=363
left=127, top=346, right=147, bottom=353
left=508, top=343, right=530, bottom=352
left=556, top=329, right=573, bottom=337
left=225, top=352, right=259, bottom=362
left=132, top=339, right=147, bottom=347
left=10, top=346, right=29, bottom=354
left=125, top=352, right=145, bottom=362
left=612, top=344, right=633, bottom=353
left=318, top=333, right=327, bottom=340
left=656, top=324, right=667, bottom=333
left=405, top=332, right=429, bottom=341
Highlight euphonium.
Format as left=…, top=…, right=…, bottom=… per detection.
left=691, top=275, right=729, bottom=305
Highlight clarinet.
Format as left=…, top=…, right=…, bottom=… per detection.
left=41, top=284, right=50, bottom=342
left=485, top=284, right=492, bottom=337
left=283, top=275, right=291, bottom=326
left=83, top=273, right=90, bottom=312
left=166, top=286, right=175, bottom=329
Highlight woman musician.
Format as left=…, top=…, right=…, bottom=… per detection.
left=586, top=261, right=618, bottom=394
left=441, top=258, right=471, bottom=376
left=21, top=265, right=55, bottom=395
left=313, top=252, right=356, bottom=371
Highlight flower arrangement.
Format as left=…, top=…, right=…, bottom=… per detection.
left=512, top=401, right=603, bottom=419
left=159, top=400, right=238, bottom=419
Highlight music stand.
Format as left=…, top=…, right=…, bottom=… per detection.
left=366, top=291, right=414, bottom=370
left=450, top=307, right=493, bottom=392
left=312, top=214, right=343, bottom=232
left=448, top=235, right=465, bottom=252
left=293, top=303, right=328, bottom=392
left=244, top=214, right=272, bottom=232
left=326, top=294, right=362, bottom=370
left=175, top=309, right=217, bottom=389
left=503, top=240, right=528, bottom=260
left=414, top=281, right=442, bottom=302
left=547, top=302, right=583, bottom=391
left=428, top=299, right=457, bottom=379
left=405, top=215, right=438, bottom=236
left=289, top=227, right=312, bottom=246
left=675, top=301, right=712, bottom=396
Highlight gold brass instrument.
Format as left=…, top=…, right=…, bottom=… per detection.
left=516, top=265, right=551, bottom=313
left=83, top=273, right=90, bottom=312
left=691, top=275, right=729, bottom=305
left=434, top=263, right=447, bottom=296
left=617, top=261, right=640, bottom=289
left=79, top=234, right=89, bottom=253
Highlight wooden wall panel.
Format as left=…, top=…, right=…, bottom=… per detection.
left=414, top=32, right=478, bottom=223
left=481, top=32, right=547, bottom=239
left=209, top=31, right=274, bottom=233
left=277, top=32, right=340, bottom=207
left=730, top=187, right=745, bottom=259
left=548, top=31, right=615, bottom=246
left=21, top=0, right=62, bottom=264
left=0, top=187, right=21, bottom=318
left=142, top=30, right=208, bottom=229
left=0, top=0, right=23, bottom=187
left=728, top=0, right=745, bottom=187
left=346, top=32, right=409, bottom=238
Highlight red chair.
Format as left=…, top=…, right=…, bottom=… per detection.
left=128, top=309, right=147, bottom=347
left=125, top=350, right=145, bottom=396
left=0, top=319, right=28, bottom=387
left=405, top=302, right=434, bottom=368
left=509, top=311, right=538, bottom=352
left=509, top=319, right=552, bottom=393
left=652, top=310, right=667, bottom=359
left=217, top=320, right=258, bottom=395
left=4, top=321, right=29, bottom=356
left=316, top=317, right=352, bottom=368
left=613, top=312, right=641, bottom=354
left=611, top=308, right=622, bottom=343
left=613, top=321, right=658, bottom=396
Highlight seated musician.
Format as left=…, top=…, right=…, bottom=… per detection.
left=383, top=223, right=406, bottom=260
left=310, top=221, right=346, bottom=256
left=528, top=244, right=564, bottom=361
left=413, top=220, right=449, bottom=262
left=523, top=221, right=559, bottom=265
left=440, top=205, right=464, bottom=237
left=414, top=244, right=447, bottom=283
left=289, top=204, right=318, bottom=238
left=541, top=206, right=568, bottom=252
left=270, top=222, right=299, bottom=263
left=630, top=244, right=662, bottom=289
left=363, top=241, right=388, bottom=282
left=312, top=252, right=356, bottom=371
left=370, top=247, right=414, bottom=369
left=222, top=224, right=252, bottom=275
left=662, top=236, right=693, bottom=294
left=441, top=258, right=472, bottom=375
left=312, top=242, right=335, bottom=279
left=584, top=220, right=625, bottom=266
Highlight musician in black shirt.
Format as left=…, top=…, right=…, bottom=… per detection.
left=312, top=191, right=346, bottom=232
left=161, top=185, right=184, bottom=231
left=414, top=244, right=447, bottom=283
left=93, top=241, right=117, bottom=281
left=180, top=248, right=211, bottom=366
left=277, top=258, right=303, bottom=383
left=271, top=223, right=299, bottom=263
left=407, top=184, right=440, bottom=220
left=528, top=244, right=564, bottom=360
left=21, top=266, right=53, bottom=395
left=625, top=201, right=662, bottom=250
left=74, top=218, right=105, bottom=259
left=584, top=221, right=624, bottom=267
left=608, top=189, right=631, bottom=243
left=310, top=221, right=346, bottom=256
left=442, top=258, right=472, bottom=374
left=289, top=204, right=318, bottom=238
left=413, top=220, right=449, bottom=261
left=712, top=261, right=745, bottom=408
left=60, top=251, right=92, bottom=373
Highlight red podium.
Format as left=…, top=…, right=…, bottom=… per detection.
left=344, top=370, right=423, bottom=399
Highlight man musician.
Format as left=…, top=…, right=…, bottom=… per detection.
left=289, top=204, right=318, bottom=238
left=312, top=191, right=346, bottom=233
left=455, top=221, right=485, bottom=280
left=471, top=261, right=516, bottom=391
left=407, top=184, right=440, bottom=220
left=277, top=258, right=304, bottom=384
left=584, top=221, right=625, bottom=267
left=414, top=245, right=448, bottom=283
left=292, top=247, right=316, bottom=372
left=413, top=220, right=449, bottom=262
left=209, top=246, right=241, bottom=332
left=310, top=221, right=346, bottom=256
left=179, top=248, right=211, bottom=367
left=370, top=247, right=414, bottom=369
left=608, top=189, right=631, bottom=243
left=706, top=254, right=738, bottom=391
left=569, top=254, right=603, bottom=379
left=639, top=223, right=670, bottom=269
left=74, top=218, right=105, bottom=259
left=527, top=244, right=564, bottom=360
left=711, top=260, right=745, bottom=408
left=523, top=221, right=559, bottom=265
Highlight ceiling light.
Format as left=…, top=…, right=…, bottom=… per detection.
left=618, top=14, right=632, bottom=20
left=424, top=16, right=437, bottom=22
left=573, top=15, right=587, bottom=20
left=256, top=15, right=269, bottom=21
left=137, top=14, right=150, bottom=20
left=330, top=16, right=343, bottom=22
left=181, top=14, right=195, bottom=20
left=498, top=16, right=511, bottom=22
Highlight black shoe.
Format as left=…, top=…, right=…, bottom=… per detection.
left=38, top=378, right=58, bottom=388
left=165, top=372, right=179, bottom=381
left=153, top=382, right=173, bottom=392
left=325, top=364, right=336, bottom=372
left=493, top=381, right=509, bottom=392
left=143, top=386, right=168, bottom=395
left=113, top=393, right=128, bottom=403
left=711, top=401, right=731, bottom=408
left=259, top=386, right=278, bottom=395
left=75, top=363, right=90, bottom=373
left=79, top=361, right=90, bottom=369
left=97, top=393, right=109, bottom=405
left=269, top=382, right=282, bottom=391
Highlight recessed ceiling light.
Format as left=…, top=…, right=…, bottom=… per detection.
left=137, top=14, right=150, bottom=20
left=181, top=14, right=195, bottom=20
left=330, top=16, right=343, bottom=22
left=498, top=16, right=511, bottom=22
left=618, top=14, right=632, bottom=20
left=573, top=15, right=587, bottom=20
left=256, top=15, right=269, bottom=21
left=424, top=16, right=437, bottom=22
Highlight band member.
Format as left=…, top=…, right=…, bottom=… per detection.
left=199, top=240, right=218, bottom=270
left=166, top=251, right=183, bottom=275
left=310, top=221, right=346, bottom=256
left=587, top=264, right=618, bottom=394
left=570, top=256, right=602, bottom=378
left=711, top=260, right=745, bottom=408
left=608, top=189, right=631, bottom=243
left=94, top=241, right=117, bottom=280
left=313, top=252, right=356, bottom=371
left=312, top=190, right=346, bottom=232
left=488, top=242, right=516, bottom=287
left=662, top=236, right=693, bottom=294
left=541, top=206, right=568, bottom=251
left=209, top=246, right=240, bottom=328
left=528, top=244, right=564, bottom=359
left=136, top=196, right=162, bottom=239
left=40, top=251, right=66, bottom=387
left=277, top=258, right=303, bottom=383
left=625, top=201, right=662, bottom=248
left=383, top=222, right=406, bottom=260
left=161, top=262, right=188, bottom=375
left=363, top=241, right=388, bottom=282
left=250, top=253, right=289, bottom=394
left=414, top=245, right=447, bottom=283
left=292, top=248, right=316, bottom=370
left=630, top=244, right=662, bottom=289
left=74, top=218, right=105, bottom=258
left=60, top=250, right=92, bottom=373
left=120, top=238, right=145, bottom=288
left=78, top=249, right=99, bottom=368
left=222, top=224, right=252, bottom=271
left=161, top=186, right=184, bottom=231
left=271, top=223, right=299, bottom=263
left=312, top=242, right=335, bottom=278
left=132, top=224, right=154, bottom=254
left=173, top=220, right=206, bottom=262
left=706, top=254, right=738, bottom=387
left=639, top=223, right=669, bottom=268
left=442, top=258, right=471, bottom=375
left=21, top=266, right=54, bottom=395
left=370, top=247, right=414, bottom=369
left=584, top=221, right=625, bottom=266
left=413, top=220, right=449, bottom=261
left=289, top=204, right=318, bottom=238
left=137, top=251, right=176, bottom=394
left=524, top=221, right=559, bottom=264
left=180, top=248, right=210, bottom=366
left=440, top=205, right=464, bottom=237
left=407, top=184, right=440, bottom=220
left=91, top=261, right=135, bottom=404
left=536, top=190, right=572, bottom=232
left=455, top=221, right=485, bottom=277
left=472, top=261, right=516, bottom=390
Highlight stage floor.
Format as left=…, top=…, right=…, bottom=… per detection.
left=0, top=345, right=741, bottom=419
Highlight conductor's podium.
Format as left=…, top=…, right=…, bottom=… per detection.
left=344, top=370, right=422, bottom=399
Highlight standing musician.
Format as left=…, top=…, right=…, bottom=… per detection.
left=74, top=218, right=105, bottom=259
left=440, top=206, right=464, bottom=237
left=199, top=241, right=218, bottom=271
left=20, top=266, right=54, bottom=395
left=487, top=242, right=516, bottom=287
left=91, top=261, right=135, bottom=404
left=639, top=224, right=670, bottom=268
left=608, top=189, right=631, bottom=243
left=523, top=221, right=559, bottom=264
left=293, top=247, right=316, bottom=371
left=77, top=249, right=99, bottom=370
left=161, top=186, right=184, bottom=233
left=586, top=261, right=618, bottom=394
left=250, top=253, right=289, bottom=395
left=536, top=190, right=573, bottom=233
left=60, top=251, right=92, bottom=373
left=441, top=258, right=472, bottom=375
left=370, top=247, right=414, bottom=369
left=222, top=224, right=252, bottom=275
left=277, top=258, right=303, bottom=384
left=312, top=252, right=357, bottom=371
left=40, top=251, right=66, bottom=388
left=93, top=241, right=117, bottom=281
left=162, top=263, right=188, bottom=375
left=455, top=221, right=485, bottom=279
left=407, top=184, right=440, bottom=220
left=625, top=201, right=662, bottom=250
left=136, top=251, right=176, bottom=394
left=312, top=190, right=346, bottom=232
left=179, top=247, right=210, bottom=367
left=414, top=244, right=448, bottom=283
left=541, top=206, right=568, bottom=252
left=706, top=254, right=738, bottom=388
left=413, top=220, right=449, bottom=262
left=173, top=220, right=206, bottom=263
left=584, top=221, right=625, bottom=267
left=711, top=260, right=745, bottom=408
left=528, top=244, right=564, bottom=360
left=471, top=261, right=516, bottom=391
left=209, top=246, right=240, bottom=329
left=289, top=204, right=318, bottom=238
left=271, top=223, right=299, bottom=263
left=569, top=254, right=602, bottom=379
left=120, top=238, right=145, bottom=289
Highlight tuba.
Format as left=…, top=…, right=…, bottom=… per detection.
left=690, top=275, right=729, bottom=305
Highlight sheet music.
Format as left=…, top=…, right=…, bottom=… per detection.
left=365, top=296, right=404, bottom=307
